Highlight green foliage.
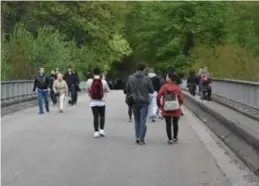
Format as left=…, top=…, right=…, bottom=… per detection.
left=1, top=1, right=132, bottom=80
left=1, top=1, right=259, bottom=81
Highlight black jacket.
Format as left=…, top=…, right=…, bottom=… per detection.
left=187, top=75, right=199, bottom=89
left=64, top=72, right=79, bottom=87
left=33, top=74, right=50, bottom=91
left=49, top=74, right=57, bottom=89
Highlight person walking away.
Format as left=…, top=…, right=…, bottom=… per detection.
left=147, top=68, right=161, bottom=122
left=53, top=73, right=68, bottom=113
left=187, top=70, right=199, bottom=97
left=86, top=68, right=110, bottom=138
left=157, top=71, right=184, bottom=144
left=49, top=69, right=57, bottom=105
left=124, top=78, right=133, bottom=122
left=126, top=63, right=155, bottom=145
left=64, top=66, right=78, bottom=105
left=33, top=67, right=50, bottom=114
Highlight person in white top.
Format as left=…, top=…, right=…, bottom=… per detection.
left=86, top=68, right=110, bottom=138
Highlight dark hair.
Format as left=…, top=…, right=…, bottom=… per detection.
left=137, top=63, right=146, bottom=71
left=93, top=67, right=101, bottom=75
left=189, top=70, right=195, bottom=76
left=167, top=71, right=178, bottom=82
left=68, top=66, right=72, bottom=69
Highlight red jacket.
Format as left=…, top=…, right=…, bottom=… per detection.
left=157, top=82, right=184, bottom=117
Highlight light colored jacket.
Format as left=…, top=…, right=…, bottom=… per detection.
left=86, top=75, right=110, bottom=103
left=53, top=80, right=68, bottom=95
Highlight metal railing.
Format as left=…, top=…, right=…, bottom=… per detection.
left=182, top=78, right=259, bottom=110
left=1, top=78, right=258, bottom=109
left=211, top=79, right=259, bottom=110
left=1, top=80, right=87, bottom=107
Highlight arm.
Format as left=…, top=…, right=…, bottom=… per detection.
left=46, top=76, right=51, bottom=89
left=156, top=85, right=165, bottom=108
left=147, top=77, right=155, bottom=94
left=85, top=79, right=92, bottom=94
left=32, top=78, right=38, bottom=92
left=177, top=87, right=184, bottom=105
left=103, top=80, right=110, bottom=93
left=64, top=82, right=68, bottom=96
left=52, top=81, right=57, bottom=93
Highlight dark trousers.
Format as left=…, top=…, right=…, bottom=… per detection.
left=91, top=106, right=105, bottom=132
left=68, top=86, right=76, bottom=104
left=164, top=116, right=179, bottom=140
left=50, top=89, right=57, bottom=104
left=37, top=89, right=49, bottom=114
left=128, top=104, right=133, bottom=119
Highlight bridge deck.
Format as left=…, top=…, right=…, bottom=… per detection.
left=2, top=91, right=258, bottom=186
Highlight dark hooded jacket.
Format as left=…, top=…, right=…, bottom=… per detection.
left=126, top=71, right=154, bottom=104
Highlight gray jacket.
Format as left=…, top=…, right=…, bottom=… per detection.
left=127, top=71, right=154, bottom=104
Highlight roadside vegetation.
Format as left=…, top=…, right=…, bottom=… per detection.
left=1, top=1, right=259, bottom=81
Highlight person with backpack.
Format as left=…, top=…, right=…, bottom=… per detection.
left=147, top=68, right=162, bottom=122
left=86, top=67, right=110, bottom=138
left=33, top=67, right=50, bottom=114
left=126, top=63, right=155, bottom=145
left=53, top=73, right=69, bottom=113
left=157, top=71, right=184, bottom=144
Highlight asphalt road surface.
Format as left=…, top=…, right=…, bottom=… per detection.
left=2, top=91, right=259, bottom=186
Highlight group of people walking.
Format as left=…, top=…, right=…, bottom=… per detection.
left=187, top=66, right=212, bottom=100
left=85, top=63, right=184, bottom=145
left=33, top=66, right=80, bottom=114
left=124, top=63, right=184, bottom=144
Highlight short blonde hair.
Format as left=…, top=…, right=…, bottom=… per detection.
left=57, top=73, right=63, bottom=79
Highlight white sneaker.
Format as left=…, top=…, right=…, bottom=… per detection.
left=93, top=132, right=100, bottom=138
left=99, top=130, right=106, bottom=137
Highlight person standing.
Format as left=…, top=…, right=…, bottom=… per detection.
left=64, top=66, right=78, bottom=105
left=49, top=69, right=57, bottom=105
left=86, top=68, right=110, bottom=138
left=157, top=71, right=184, bottom=144
left=53, top=73, right=68, bottom=113
left=72, top=70, right=80, bottom=104
left=126, top=63, right=154, bottom=145
left=147, top=68, right=162, bottom=122
left=187, top=70, right=199, bottom=97
left=33, top=67, right=50, bottom=114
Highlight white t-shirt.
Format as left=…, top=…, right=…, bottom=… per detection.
left=86, top=75, right=110, bottom=107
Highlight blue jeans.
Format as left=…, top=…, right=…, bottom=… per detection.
left=37, top=89, right=49, bottom=114
left=133, top=104, right=149, bottom=141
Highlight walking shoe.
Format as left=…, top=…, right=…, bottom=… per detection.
left=168, top=140, right=173, bottom=144
left=46, top=107, right=49, bottom=113
left=129, top=118, right=132, bottom=122
left=93, top=132, right=100, bottom=138
left=99, top=130, right=106, bottom=137
left=173, top=138, right=178, bottom=143
left=152, top=119, right=156, bottom=122
left=139, top=141, right=145, bottom=145
left=136, top=139, right=140, bottom=144
left=59, top=110, right=63, bottom=113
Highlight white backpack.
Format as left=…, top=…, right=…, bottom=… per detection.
left=164, top=92, right=180, bottom=111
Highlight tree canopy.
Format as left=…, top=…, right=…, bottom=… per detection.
left=1, top=1, right=259, bottom=81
